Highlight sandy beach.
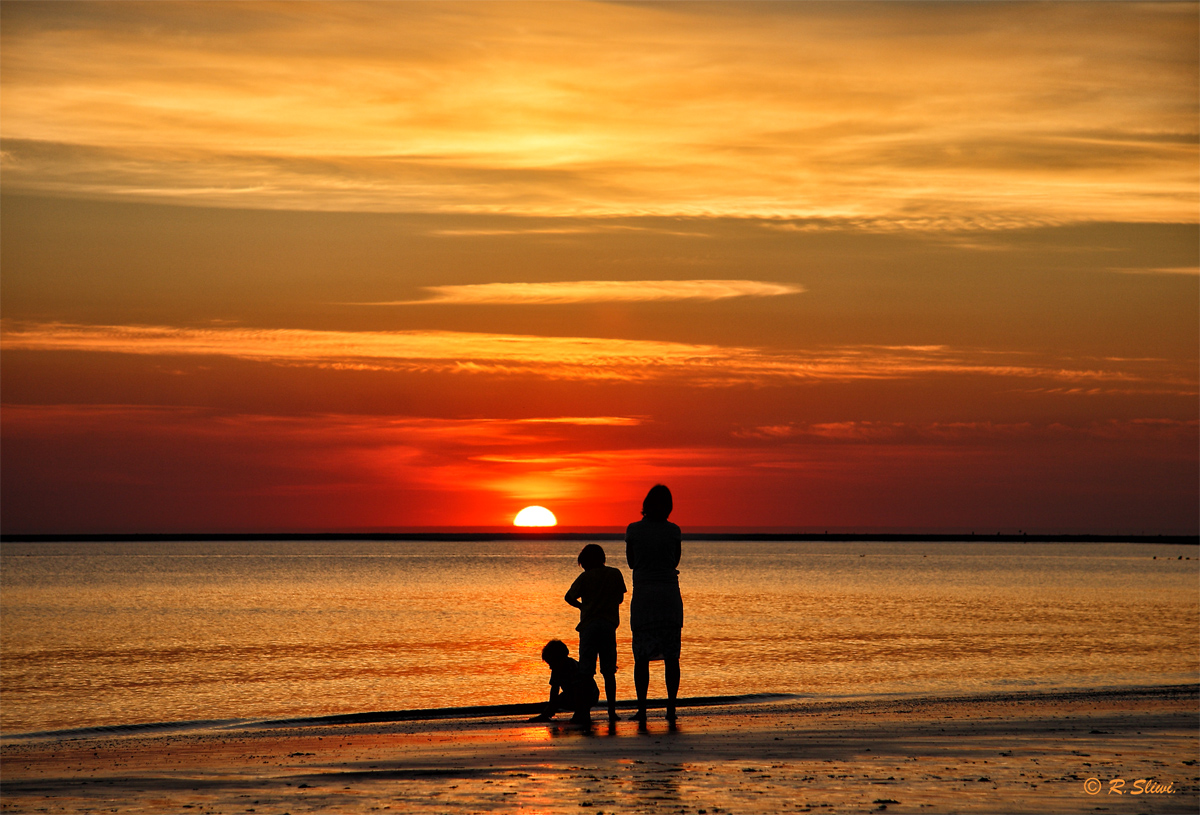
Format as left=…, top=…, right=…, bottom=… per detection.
left=2, top=685, right=1196, bottom=814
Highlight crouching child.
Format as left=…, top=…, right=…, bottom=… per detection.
left=529, top=639, right=600, bottom=724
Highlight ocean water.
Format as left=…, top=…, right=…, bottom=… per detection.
left=1, top=539, right=1197, bottom=736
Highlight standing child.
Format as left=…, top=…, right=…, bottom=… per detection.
left=564, top=543, right=628, bottom=723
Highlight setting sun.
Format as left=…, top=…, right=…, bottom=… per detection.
left=513, top=506, right=557, bottom=527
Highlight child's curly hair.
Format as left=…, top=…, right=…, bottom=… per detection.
left=541, top=639, right=569, bottom=663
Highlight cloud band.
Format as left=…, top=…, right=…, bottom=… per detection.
left=3, top=322, right=1193, bottom=393
left=358, top=279, right=804, bottom=306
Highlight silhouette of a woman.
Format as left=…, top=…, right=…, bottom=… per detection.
left=625, top=484, right=683, bottom=724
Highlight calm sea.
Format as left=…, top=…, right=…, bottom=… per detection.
left=2, top=540, right=1197, bottom=736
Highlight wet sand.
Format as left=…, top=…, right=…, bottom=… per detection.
left=2, top=686, right=1196, bottom=814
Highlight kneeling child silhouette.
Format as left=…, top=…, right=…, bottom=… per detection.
left=529, top=639, right=600, bottom=724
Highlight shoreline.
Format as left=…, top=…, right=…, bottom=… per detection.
left=3, top=685, right=1196, bottom=814
left=2, top=693, right=797, bottom=742
left=4, top=684, right=1195, bottom=743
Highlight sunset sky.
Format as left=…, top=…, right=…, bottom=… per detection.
left=2, top=1, right=1197, bottom=533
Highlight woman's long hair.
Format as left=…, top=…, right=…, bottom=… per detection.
left=641, top=484, right=673, bottom=522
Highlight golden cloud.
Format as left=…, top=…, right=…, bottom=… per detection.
left=3, top=321, right=1194, bottom=393
left=360, top=279, right=803, bottom=306
left=1, top=2, right=1194, bottom=224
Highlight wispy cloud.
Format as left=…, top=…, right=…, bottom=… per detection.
left=735, top=419, right=1200, bottom=445
left=513, top=416, right=642, bottom=426
left=1108, top=266, right=1200, bottom=276
left=357, top=280, right=803, bottom=306
left=427, top=224, right=708, bottom=237
left=1, top=2, right=1194, bottom=224
left=4, top=322, right=1194, bottom=393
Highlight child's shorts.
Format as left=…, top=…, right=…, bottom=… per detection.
left=562, top=675, right=600, bottom=716
left=578, top=622, right=618, bottom=676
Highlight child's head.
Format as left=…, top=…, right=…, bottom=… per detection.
left=541, top=639, right=569, bottom=667
left=577, top=543, right=606, bottom=570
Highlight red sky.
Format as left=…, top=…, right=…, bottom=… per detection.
left=2, top=2, right=1196, bottom=533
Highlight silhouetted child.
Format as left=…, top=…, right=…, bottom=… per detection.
left=529, top=639, right=600, bottom=724
left=564, top=543, right=628, bottom=723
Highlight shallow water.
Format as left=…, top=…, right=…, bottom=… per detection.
left=2, top=539, right=1197, bottom=734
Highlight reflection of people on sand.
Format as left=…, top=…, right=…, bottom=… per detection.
left=565, top=544, right=628, bottom=723
left=626, top=484, right=684, bottom=724
left=528, top=639, right=601, bottom=724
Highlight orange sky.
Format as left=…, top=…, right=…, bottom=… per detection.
left=2, top=1, right=1197, bottom=533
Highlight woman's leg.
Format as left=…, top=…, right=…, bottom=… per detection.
left=664, top=657, right=680, bottom=721
left=631, top=658, right=649, bottom=721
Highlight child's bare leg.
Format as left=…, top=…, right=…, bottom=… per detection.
left=602, top=672, right=617, bottom=720
left=630, top=659, right=649, bottom=721
left=569, top=685, right=598, bottom=724
left=664, top=657, right=680, bottom=722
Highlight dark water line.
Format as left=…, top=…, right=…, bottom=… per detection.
left=1, top=718, right=247, bottom=742
left=0, top=694, right=795, bottom=741
left=244, top=693, right=798, bottom=729
left=6, top=686, right=1195, bottom=742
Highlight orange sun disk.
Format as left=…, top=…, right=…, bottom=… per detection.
left=513, top=506, right=557, bottom=527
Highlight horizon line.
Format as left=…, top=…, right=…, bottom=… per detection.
left=2, top=531, right=1196, bottom=545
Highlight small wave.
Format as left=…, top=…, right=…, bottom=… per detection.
left=2, top=718, right=247, bottom=742
left=243, top=692, right=799, bottom=729
left=1, top=694, right=795, bottom=740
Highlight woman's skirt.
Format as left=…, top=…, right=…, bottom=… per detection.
left=630, top=582, right=683, bottom=662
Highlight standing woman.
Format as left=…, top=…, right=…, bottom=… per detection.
left=625, top=484, right=683, bottom=724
